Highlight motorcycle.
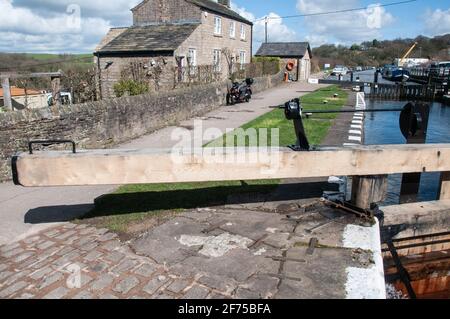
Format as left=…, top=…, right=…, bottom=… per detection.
left=226, top=78, right=253, bottom=105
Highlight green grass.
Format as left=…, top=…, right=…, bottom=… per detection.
left=80, top=85, right=348, bottom=234
left=24, top=53, right=92, bottom=61
left=207, top=85, right=348, bottom=147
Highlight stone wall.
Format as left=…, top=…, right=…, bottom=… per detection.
left=0, top=71, right=284, bottom=181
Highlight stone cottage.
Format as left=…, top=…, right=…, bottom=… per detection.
left=94, top=0, right=253, bottom=98
left=255, top=42, right=312, bottom=81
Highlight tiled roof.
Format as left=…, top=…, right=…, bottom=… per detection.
left=0, top=86, right=42, bottom=98
left=255, top=42, right=312, bottom=58
left=97, top=24, right=200, bottom=53
left=95, top=28, right=128, bottom=52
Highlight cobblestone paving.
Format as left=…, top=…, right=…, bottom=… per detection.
left=0, top=224, right=197, bottom=299
left=0, top=202, right=372, bottom=299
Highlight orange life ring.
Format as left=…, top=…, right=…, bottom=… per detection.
left=286, top=61, right=295, bottom=71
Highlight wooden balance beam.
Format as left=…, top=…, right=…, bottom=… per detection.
left=12, top=144, right=450, bottom=195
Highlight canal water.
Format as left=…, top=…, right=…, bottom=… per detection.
left=364, top=100, right=450, bottom=205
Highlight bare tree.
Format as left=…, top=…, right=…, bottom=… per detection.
left=222, top=48, right=235, bottom=80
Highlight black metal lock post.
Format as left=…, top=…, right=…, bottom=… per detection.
left=280, top=98, right=311, bottom=151
left=399, top=102, right=430, bottom=203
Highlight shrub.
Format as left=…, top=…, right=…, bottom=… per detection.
left=252, top=56, right=280, bottom=64
left=113, top=79, right=149, bottom=97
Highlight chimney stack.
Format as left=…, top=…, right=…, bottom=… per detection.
left=218, top=0, right=230, bottom=8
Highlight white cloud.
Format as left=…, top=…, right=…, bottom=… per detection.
left=231, top=2, right=297, bottom=52
left=0, top=0, right=138, bottom=53
left=423, top=8, right=450, bottom=36
left=12, top=0, right=141, bottom=25
left=296, top=0, right=394, bottom=46
left=304, top=35, right=328, bottom=47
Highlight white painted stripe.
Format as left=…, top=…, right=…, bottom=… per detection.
left=353, top=116, right=364, bottom=120
left=352, top=120, right=363, bottom=125
left=349, top=130, right=362, bottom=135
left=351, top=125, right=362, bottom=129
left=354, top=113, right=364, bottom=116
left=343, top=143, right=358, bottom=146
left=349, top=136, right=362, bottom=142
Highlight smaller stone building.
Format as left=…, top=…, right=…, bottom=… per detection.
left=255, top=42, right=312, bottom=81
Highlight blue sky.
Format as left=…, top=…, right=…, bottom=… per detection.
left=0, top=0, right=448, bottom=53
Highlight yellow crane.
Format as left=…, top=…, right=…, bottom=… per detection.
left=398, top=42, right=419, bottom=67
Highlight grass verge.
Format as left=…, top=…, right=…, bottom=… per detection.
left=79, top=85, right=348, bottom=234
left=207, top=85, right=348, bottom=147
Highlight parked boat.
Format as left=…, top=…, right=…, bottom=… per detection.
left=381, top=64, right=410, bottom=82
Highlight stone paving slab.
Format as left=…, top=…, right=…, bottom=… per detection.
left=0, top=201, right=376, bottom=299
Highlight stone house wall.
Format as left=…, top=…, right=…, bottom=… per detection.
left=176, top=8, right=252, bottom=80
left=97, top=54, right=177, bottom=98
left=278, top=50, right=311, bottom=82
left=132, top=0, right=202, bottom=26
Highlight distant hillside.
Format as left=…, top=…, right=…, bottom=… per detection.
left=311, top=34, right=450, bottom=71
left=0, top=53, right=94, bottom=73
left=0, top=53, right=96, bottom=102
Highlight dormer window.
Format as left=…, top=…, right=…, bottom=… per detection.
left=214, top=16, right=222, bottom=35
left=240, top=24, right=246, bottom=40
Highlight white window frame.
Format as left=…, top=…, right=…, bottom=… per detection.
left=214, top=16, right=222, bottom=35
left=213, top=49, right=221, bottom=72
left=188, top=48, right=197, bottom=75
left=229, top=21, right=236, bottom=38
left=188, top=48, right=197, bottom=67
left=240, top=24, right=246, bottom=40
left=239, top=50, right=246, bottom=70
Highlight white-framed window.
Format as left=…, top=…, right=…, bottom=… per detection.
left=188, top=48, right=197, bottom=75
left=213, top=49, right=221, bottom=72
left=229, top=21, right=236, bottom=38
left=239, top=50, right=246, bottom=69
left=214, top=16, right=222, bottom=35
left=188, top=48, right=197, bottom=66
left=240, top=24, right=246, bottom=40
